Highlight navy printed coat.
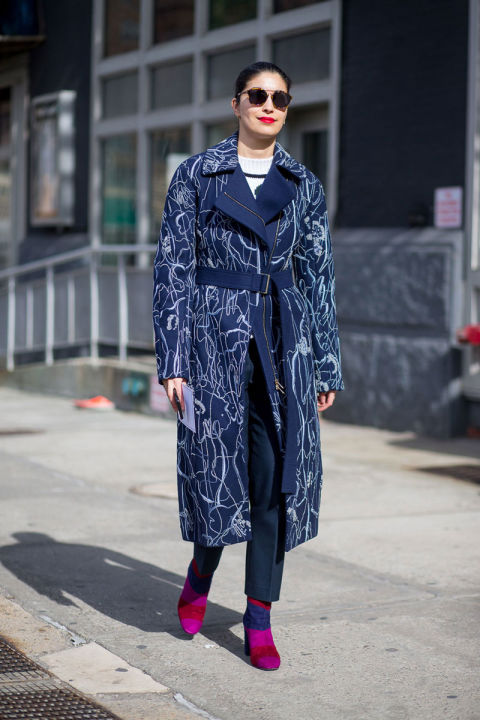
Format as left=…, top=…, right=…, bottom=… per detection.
left=153, top=131, right=343, bottom=552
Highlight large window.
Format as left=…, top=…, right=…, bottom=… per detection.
left=150, top=127, right=191, bottom=241
left=103, top=0, right=139, bottom=57
left=153, top=0, right=194, bottom=44
left=209, top=0, right=257, bottom=30
left=272, top=28, right=330, bottom=83
left=151, top=59, right=193, bottom=110
left=205, top=119, right=237, bottom=148
left=102, top=73, right=138, bottom=118
left=94, top=0, right=341, bottom=248
left=102, top=135, right=137, bottom=244
left=302, top=129, right=328, bottom=192
left=207, top=45, right=256, bottom=100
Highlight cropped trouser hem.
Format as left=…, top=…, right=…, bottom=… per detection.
left=244, top=583, right=281, bottom=603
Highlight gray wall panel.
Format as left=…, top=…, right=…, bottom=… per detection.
left=331, top=228, right=463, bottom=436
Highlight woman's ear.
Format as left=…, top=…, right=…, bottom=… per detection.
left=231, top=97, right=240, bottom=118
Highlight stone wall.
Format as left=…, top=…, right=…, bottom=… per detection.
left=328, top=228, right=464, bottom=437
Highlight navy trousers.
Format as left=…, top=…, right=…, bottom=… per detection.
left=193, top=336, right=286, bottom=602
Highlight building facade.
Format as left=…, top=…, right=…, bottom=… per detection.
left=0, top=0, right=476, bottom=437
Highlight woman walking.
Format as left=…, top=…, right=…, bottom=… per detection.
left=153, top=61, right=343, bottom=670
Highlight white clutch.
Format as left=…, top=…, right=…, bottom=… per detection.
left=179, top=383, right=196, bottom=433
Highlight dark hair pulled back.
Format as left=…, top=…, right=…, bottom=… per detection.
left=234, top=61, right=291, bottom=103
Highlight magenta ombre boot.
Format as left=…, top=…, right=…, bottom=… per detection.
left=243, top=597, right=281, bottom=670
left=177, top=559, right=213, bottom=635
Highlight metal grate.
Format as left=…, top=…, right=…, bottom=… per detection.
left=0, top=687, right=118, bottom=719
left=0, top=640, right=45, bottom=675
left=0, top=638, right=121, bottom=720
left=416, top=464, right=480, bottom=484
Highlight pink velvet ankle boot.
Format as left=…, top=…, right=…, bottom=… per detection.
left=177, top=558, right=213, bottom=635
left=243, top=597, right=281, bottom=670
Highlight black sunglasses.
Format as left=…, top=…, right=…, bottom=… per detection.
left=237, top=87, right=292, bottom=110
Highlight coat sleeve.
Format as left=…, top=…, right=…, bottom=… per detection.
left=152, top=160, right=197, bottom=384
left=293, top=175, right=344, bottom=393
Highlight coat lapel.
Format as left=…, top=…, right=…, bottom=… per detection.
left=254, top=163, right=297, bottom=224
left=203, top=130, right=306, bottom=251
left=213, top=164, right=268, bottom=246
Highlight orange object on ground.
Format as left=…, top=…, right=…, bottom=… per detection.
left=74, top=395, right=115, bottom=410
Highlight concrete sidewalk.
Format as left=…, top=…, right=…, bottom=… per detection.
left=0, top=386, right=479, bottom=720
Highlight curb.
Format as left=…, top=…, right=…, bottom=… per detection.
left=0, top=592, right=205, bottom=720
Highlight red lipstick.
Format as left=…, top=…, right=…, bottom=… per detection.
left=258, top=117, right=275, bottom=124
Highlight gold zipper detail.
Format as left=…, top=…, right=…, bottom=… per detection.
left=262, top=293, right=285, bottom=393
left=224, top=192, right=266, bottom=226
left=261, top=215, right=285, bottom=394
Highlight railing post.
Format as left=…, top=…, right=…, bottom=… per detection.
left=6, top=276, right=16, bottom=371
left=26, top=286, right=34, bottom=349
left=0, top=244, right=157, bottom=369
left=67, top=274, right=75, bottom=344
left=90, top=253, right=99, bottom=361
left=45, top=266, right=55, bottom=365
left=118, top=254, right=128, bottom=362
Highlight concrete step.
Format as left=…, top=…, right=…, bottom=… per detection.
left=0, top=358, right=174, bottom=419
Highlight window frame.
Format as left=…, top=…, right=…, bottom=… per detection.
left=90, top=0, right=342, bottom=252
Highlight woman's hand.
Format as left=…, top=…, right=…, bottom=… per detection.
left=317, top=390, right=336, bottom=413
left=162, top=378, right=187, bottom=414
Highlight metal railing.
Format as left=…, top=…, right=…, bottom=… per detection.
left=0, top=244, right=157, bottom=371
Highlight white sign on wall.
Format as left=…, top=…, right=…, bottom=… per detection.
left=30, top=91, right=76, bottom=227
left=434, top=187, right=463, bottom=228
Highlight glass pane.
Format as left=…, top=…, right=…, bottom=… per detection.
left=207, top=45, right=256, bottom=100
left=301, top=129, right=327, bottom=194
left=273, top=28, right=330, bottom=83
left=209, top=0, right=257, bottom=30
left=102, top=135, right=137, bottom=244
left=104, top=0, right=139, bottom=57
left=102, top=73, right=138, bottom=118
left=0, top=158, right=11, bottom=270
left=150, top=127, right=191, bottom=242
left=205, top=119, right=237, bottom=148
left=153, top=0, right=194, bottom=44
left=151, top=59, right=193, bottom=109
left=274, top=0, right=324, bottom=12
left=0, top=87, right=11, bottom=146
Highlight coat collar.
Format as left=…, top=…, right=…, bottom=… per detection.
left=207, top=131, right=303, bottom=251
left=213, top=164, right=269, bottom=245
left=201, top=130, right=307, bottom=181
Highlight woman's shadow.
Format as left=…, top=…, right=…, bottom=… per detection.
left=0, top=532, right=245, bottom=658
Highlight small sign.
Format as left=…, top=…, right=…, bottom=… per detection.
left=150, top=375, right=170, bottom=413
left=30, top=91, right=76, bottom=226
left=434, top=187, right=463, bottom=228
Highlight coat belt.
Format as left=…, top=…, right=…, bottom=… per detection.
left=195, top=265, right=300, bottom=496
left=195, top=266, right=295, bottom=294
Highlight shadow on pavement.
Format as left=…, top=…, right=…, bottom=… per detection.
left=0, top=532, right=245, bottom=658
left=388, top=435, right=480, bottom=461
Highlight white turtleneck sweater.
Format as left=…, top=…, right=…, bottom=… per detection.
left=238, top=154, right=273, bottom=198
